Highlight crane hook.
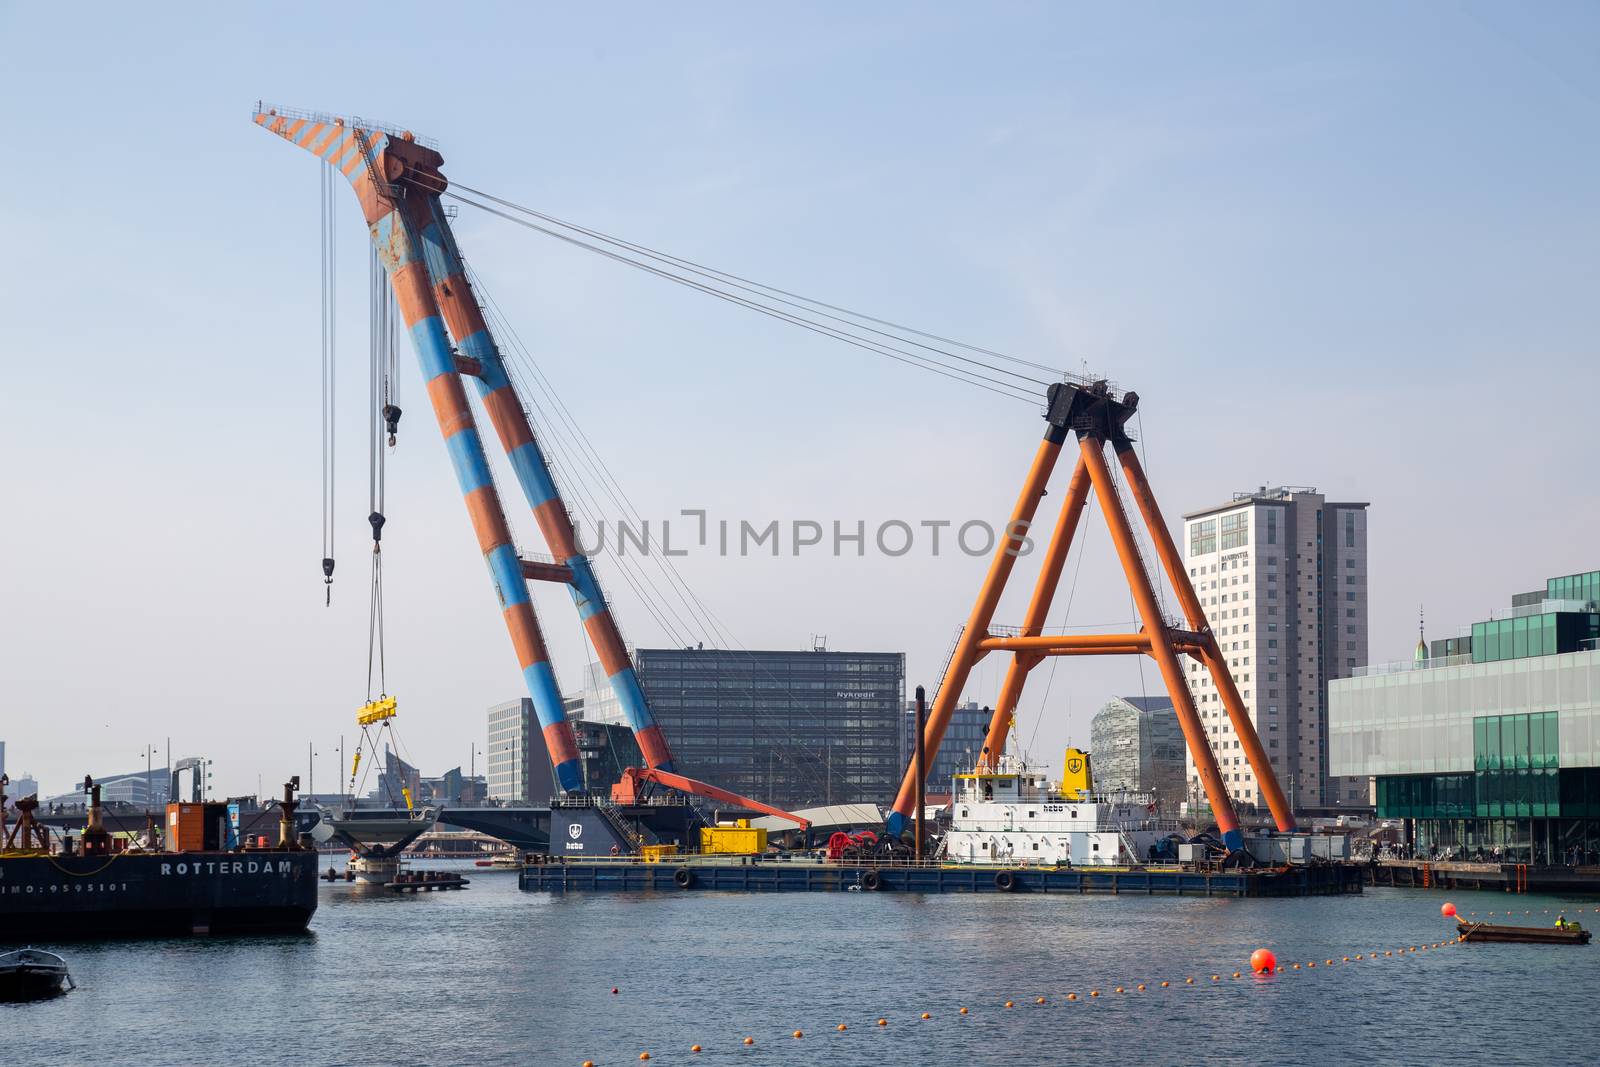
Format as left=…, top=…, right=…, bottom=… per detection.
left=322, top=556, right=335, bottom=606
left=382, top=404, right=402, bottom=447
left=368, top=511, right=386, bottom=544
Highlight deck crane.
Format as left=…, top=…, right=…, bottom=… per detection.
left=252, top=104, right=806, bottom=836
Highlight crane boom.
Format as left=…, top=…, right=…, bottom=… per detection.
left=253, top=105, right=676, bottom=793
left=611, top=767, right=811, bottom=832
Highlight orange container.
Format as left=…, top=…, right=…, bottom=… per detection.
left=166, top=802, right=227, bottom=852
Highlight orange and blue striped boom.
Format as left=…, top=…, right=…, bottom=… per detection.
left=254, top=105, right=675, bottom=791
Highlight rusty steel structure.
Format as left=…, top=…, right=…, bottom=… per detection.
left=885, top=381, right=1294, bottom=850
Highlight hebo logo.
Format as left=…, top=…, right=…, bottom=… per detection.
left=568, top=823, right=583, bottom=840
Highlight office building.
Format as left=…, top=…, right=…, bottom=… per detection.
left=4, top=774, right=39, bottom=806
left=1331, top=568, right=1600, bottom=863
left=41, top=768, right=167, bottom=809
left=1182, top=486, right=1369, bottom=813
left=577, top=660, right=624, bottom=727
left=572, top=720, right=644, bottom=795
left=636, top=645, right=905, bottom=809
left=1090, top=696, right=1185, bottom=808
left=902, top=700, right=989, bottom=796
left=486, top=698, right=556, bottom=804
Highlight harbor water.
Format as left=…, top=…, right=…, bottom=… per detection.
left=5, top=864, right=1596, bottom=1066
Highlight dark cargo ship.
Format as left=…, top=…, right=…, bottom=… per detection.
left=1, top=779, right=318, bottom=939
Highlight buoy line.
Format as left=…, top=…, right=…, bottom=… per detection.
left=591, top=924, right=1477, bottom=1064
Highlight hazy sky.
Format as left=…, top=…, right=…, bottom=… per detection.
left=2, top=3, right=1595, bottom=800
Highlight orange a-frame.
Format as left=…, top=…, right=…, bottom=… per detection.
left=884, top=381, right=1294, bottom=851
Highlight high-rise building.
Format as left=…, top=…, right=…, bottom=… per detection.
left=486, top=698, right=556, bottom=804
left=1331, top=568, right=1600, bottom=862
left=1181, top=486, right=1368, bottom=812
left=902, top=700, right=989, bottom=795
left=1090, top=696, right=1185, bottom=808
left=635, top=645, right=905, bottom=809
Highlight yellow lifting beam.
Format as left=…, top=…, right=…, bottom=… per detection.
left=357, top=695, right=398, bottom=726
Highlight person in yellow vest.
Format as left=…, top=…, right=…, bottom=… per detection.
left=1554, top=913, right=1567, bottom=929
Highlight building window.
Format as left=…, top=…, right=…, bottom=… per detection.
left=1266, top=510, right=1278, bottom=546
left=1190, top=519, right=1217, bottom=556
left=1344, top=511, right=1355, bottom=548
left=1220, top=512, right=1249, bottom=550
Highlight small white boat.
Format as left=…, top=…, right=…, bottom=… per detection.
left=0, top=949, right=74, bottom=1001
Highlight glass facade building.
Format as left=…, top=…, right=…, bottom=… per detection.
left=1331, top=568, right=1600, bottom=862
left=636, top=646, right=905, bottom=810
left=1089, top=696, right=1185, bottom=809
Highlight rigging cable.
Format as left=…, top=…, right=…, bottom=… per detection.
left=366, top=246, right=394, bottom=700
left=472, top=271, right=839, bottom=797
left=439, top=191, right=1041, bottom=403
left=319, top=162, right=338, bottom=604
left=446, top=181, right=1063, bottom=380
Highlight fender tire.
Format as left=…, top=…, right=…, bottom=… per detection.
left=673, top=867, right=694, bottom=889
left=861, top=869, right=884, bottom=892
left=995, top=870, right=1017, bottom=892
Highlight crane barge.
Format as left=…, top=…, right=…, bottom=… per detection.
left=253, top=104, right=808, bottom=854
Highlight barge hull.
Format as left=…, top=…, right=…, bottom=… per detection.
left=519, top=862, right=1364, bottom=896
left=0, top=852, right=319, bottom=940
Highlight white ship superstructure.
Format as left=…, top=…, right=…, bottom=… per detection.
left=944, top=758, right=1169, bottom=866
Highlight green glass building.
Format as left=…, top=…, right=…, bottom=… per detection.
left=1330, top=569, right=1600, bottom=862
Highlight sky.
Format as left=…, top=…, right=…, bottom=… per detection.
left=1, top=3, right=1596, bottom=800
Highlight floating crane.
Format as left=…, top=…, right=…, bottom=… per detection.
left=253, top=104, right=804, bottom=837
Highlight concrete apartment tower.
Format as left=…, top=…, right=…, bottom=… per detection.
left=1181, top=487, right=1369, bottom=813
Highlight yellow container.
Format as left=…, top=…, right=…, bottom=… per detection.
left=640, top=844, right=679, bottom=863
left=699, top=825, right=768, bottom=855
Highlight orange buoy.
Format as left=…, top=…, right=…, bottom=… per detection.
left=1185, top=977, right=1194, bottom=985
left=922, top=1012, right=932, bottom=1019
left=611, top=987, right=620, bottom=995
left=584, top=1062, right=595, bottom=1067
left=959, top=1007, right=968, bottom=1015
left=1067, top=993, right=1077, bottom=1001
left=793, top=1030, right=803, bottom=1039
left=1136, top=984, right=1146, bottom=991
left=1326, top=959, right=1334, bottom=966
left=1442, top=901, right=1457, bottom=918
left=1211, top=975, right=1221, bottom=981
left=1090, top=990, right=1100, bottom=997
left=640, top=1054, right=651, bottom=1062
left=1036, top=997, right=1046, bottom=1005
left=1306, top=962, right=1315, bottom=969
left=1004, top=1001, right=1014, bottom=1009
left=691, top=1045, right=702, bottom=1053
left=743, top=1037, right=754, bottom=1046
left=836, top=1024, right=847, bottom=1032
left=877, top=1018, right=887, bottom=1027
left=1160, top=981, right=1170, bottom=988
